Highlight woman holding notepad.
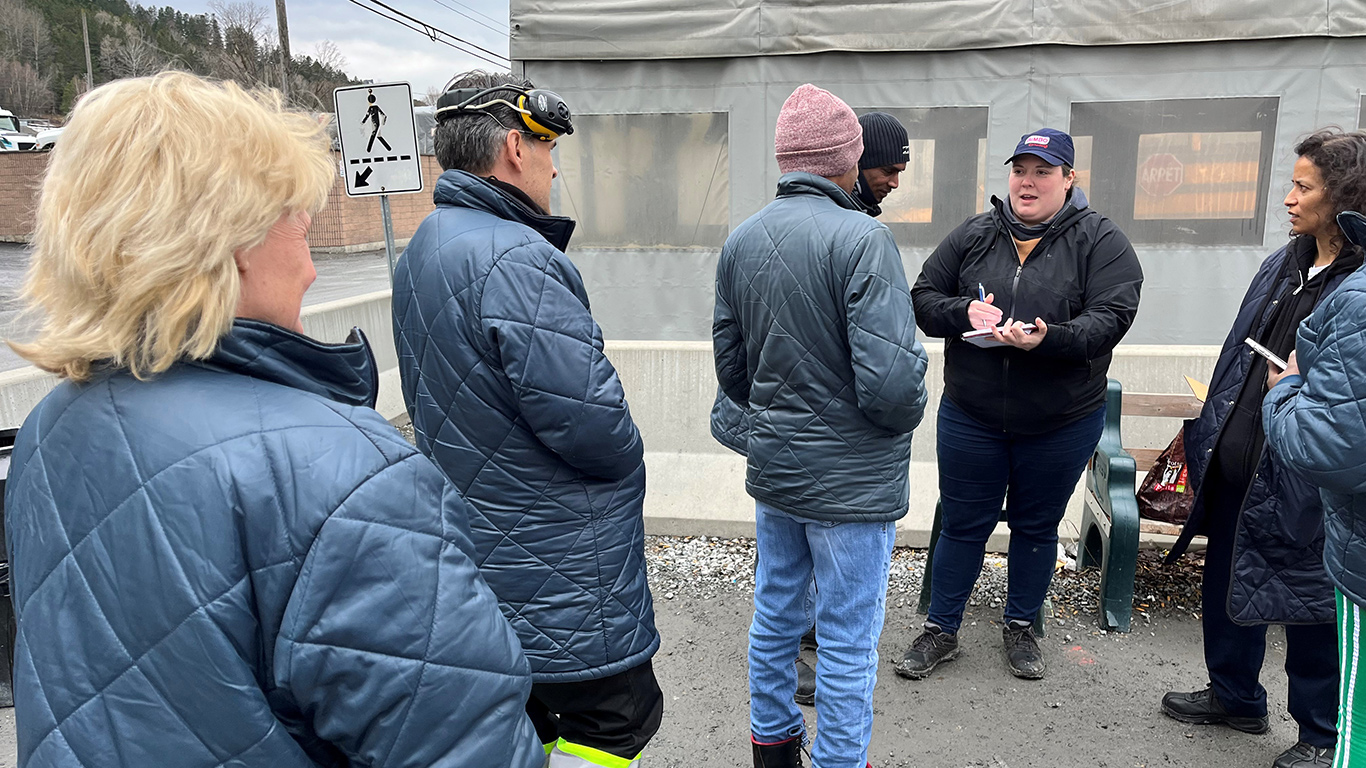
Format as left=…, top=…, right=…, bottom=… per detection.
left=1165, top=129, right=1366, bottom=768
left=903, top=128, right=1142, bottom=682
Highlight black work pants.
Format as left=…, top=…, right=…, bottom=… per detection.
left=1202, top=473, right=1338, bottom=748
left=526, top=660, right=664, bottom=760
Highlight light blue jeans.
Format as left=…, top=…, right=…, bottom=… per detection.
left=749, top=502, right=897, bottom=768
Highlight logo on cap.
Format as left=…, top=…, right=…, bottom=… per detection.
left=1025, top=135, right=1050, bottom=148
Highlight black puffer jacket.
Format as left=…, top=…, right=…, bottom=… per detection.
left=714, top=173, right=929, bottom=522
left=710, top=387, right=747, bottom=456
left=912, top=194, right=1143, bottom=434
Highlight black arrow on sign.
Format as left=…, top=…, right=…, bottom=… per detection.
left=355, top=166, right=373, bottom=188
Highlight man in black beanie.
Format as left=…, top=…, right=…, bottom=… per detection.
left=853, top=111, right=911, bottom=217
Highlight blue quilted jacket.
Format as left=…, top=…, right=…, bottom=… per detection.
left=393, top=170, right=658, bottom=683
left=1265, top=261, right=1366, bottom=609
left=4, top=319, right=543, bottom=768
left=1171, top=241, right=1351, bottom=625
left=714, top=173, right=929, bottom=522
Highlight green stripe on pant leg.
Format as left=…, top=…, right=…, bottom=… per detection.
left=549, top=739, right=642, bottom=768
left=1337, top=590, right=1366, bottom=768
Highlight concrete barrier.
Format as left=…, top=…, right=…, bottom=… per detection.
left=610, top=340, right=1220, bottom=548
left=0, top=291, right=407, bottom=430
left=0, top=291, right=1219, bottom=550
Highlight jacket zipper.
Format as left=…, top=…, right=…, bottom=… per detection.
left=992, top=209, right=1065, bottom=432
left=1007, top=264, right=1023, bottom=322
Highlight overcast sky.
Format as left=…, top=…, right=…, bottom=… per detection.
left=173, top=0, right=511, bottom=96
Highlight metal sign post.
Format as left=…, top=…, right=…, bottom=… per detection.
left=333, top=81, right=424, bottom=284
left=379, top=194, right=397, bottom=277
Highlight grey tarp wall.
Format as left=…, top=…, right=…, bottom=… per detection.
left=510, top=5, right=1366, bottom=346
left=512, top=1, right=1366, bottom=60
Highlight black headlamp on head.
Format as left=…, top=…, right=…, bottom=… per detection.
left=434, top=85, right=574, bottom=141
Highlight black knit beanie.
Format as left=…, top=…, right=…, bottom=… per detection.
left=858, top=112, right=910, bottom=170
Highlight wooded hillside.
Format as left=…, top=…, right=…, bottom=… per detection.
left=0, top=0, right=355, bottom=117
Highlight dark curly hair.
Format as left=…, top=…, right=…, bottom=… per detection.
left=1293, top=128, right=1366, bottom=253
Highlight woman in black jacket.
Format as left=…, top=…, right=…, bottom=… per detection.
left=1161, top=130, right=1366, bottom=768
left=900, top=129, right=1143, bottom=681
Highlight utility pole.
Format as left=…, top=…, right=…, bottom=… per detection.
left=81, top=10, right=93, bottom=92
left=274, top=0, right=291, bottom=100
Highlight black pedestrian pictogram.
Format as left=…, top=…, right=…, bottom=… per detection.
left=363, top=92, right=392, bottom=153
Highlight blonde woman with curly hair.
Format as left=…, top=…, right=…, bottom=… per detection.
left=3, top=72, right=544, bottom=768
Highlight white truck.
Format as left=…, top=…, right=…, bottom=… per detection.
left=0, top=109, right=38, bottom=152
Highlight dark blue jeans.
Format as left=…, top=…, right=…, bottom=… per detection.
left=1201, top=468, right=1338, bottom=748
left=928, top=397, right=1105, bottom=633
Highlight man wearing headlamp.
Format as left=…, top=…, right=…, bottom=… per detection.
left=392, top=70, right=663, bottom=768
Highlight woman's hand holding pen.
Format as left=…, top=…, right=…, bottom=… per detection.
left=990, top=317, right=1049, bottom=350
left=968, top=292, right=1004, bottom=330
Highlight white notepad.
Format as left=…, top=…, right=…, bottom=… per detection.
left=961, top=324, right=1037, bottom=349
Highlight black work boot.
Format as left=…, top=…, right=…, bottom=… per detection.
left=894, top=623, right=959, bottom=680
left=1160, top=685, right=1270, bottom=734
left=751, top=735, right=803, bottom=768
left=794, top=658, right=815, bottom=705
left=1273, top=741, right=1334, bottom=767
left=1002, top=619, right=1045, bottom=679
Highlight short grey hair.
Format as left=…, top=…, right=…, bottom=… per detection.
left=434, top=70, right=535, bottom=174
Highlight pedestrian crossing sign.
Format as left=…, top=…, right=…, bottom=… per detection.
left=333, top=82, right=423, bottom=197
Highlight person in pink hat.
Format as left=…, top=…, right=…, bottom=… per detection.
left=713, top=84, right=929, bottom=768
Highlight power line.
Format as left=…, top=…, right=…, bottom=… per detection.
left=344, top=0, right=509, bottom=69
left=427, top=0, right=508, bottom=36
left=361, top=0, right=509, bottom=63
left=440, top=0, right=506, bottom=30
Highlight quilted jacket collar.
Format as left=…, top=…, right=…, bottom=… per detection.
left=433, top=169, right=577, bottom=252
left=775, top=172, right=864, bottom=212
left=198, top=318, right=378, bottom=408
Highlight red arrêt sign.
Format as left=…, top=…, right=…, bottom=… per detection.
left=1138, top=153, right=1184, bottom=198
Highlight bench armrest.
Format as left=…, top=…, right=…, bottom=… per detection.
left=1087, top=378, right=1139, bottom=527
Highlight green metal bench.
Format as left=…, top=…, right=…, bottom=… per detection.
left=1077, top=379, right=1203, bottom=632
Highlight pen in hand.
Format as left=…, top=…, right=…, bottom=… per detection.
left=968, top=283, right=1001, bottom=330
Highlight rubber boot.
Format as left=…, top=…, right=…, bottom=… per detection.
left=752, top=735, right=803, bottom=768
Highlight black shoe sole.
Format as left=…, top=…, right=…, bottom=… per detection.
left=1006, top=663, right=1045, bottom=680
left=1160, top=703, right=1270, bottom=734
left=894, top=647, right=959, bottom=680
left=794, top=690, right=815, bottom=706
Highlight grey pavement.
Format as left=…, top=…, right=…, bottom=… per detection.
left=0, top=243, right=395, bottom=374
left=0, top=543, right=1292, bottom=768
left=650, top=591, right=1293, bottom=768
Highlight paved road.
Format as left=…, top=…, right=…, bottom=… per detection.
left=0, top=597, right=1298, bottom=767
left=0, top=243, right=394, bottom=373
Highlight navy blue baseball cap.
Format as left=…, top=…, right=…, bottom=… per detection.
left=1006, top=128, right=1075, bottom=167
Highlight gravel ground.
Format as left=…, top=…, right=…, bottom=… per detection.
left=646, top=535, right=1206, bottom=629
left=643, top=536, right=1297, bottom=768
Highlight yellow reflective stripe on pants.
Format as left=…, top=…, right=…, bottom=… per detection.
left=549, top=738, right=641, bottom=768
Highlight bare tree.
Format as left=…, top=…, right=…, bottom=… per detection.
left=418, top=85, right=443, bottom=107
left=0, top=59, right=54, bottom=114
left=0, top=0, right=51, bottom=68
left=99, top=29, right=170, bottom=80
left=312, top=40, right=345, bottom=74
left=209, top=0, right=272, bottom=86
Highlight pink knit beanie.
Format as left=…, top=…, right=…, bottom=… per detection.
left=775, top=84, right=864, bottom=177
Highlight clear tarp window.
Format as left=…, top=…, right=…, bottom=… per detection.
left=554, top=112, right=729, bottom=248
left=1132, top=132, right=1262, bottom=220
left=855, top=106, right=989, bottom=247
left=1358, top=95, right=1365, bottom=130
left=877, top=139, right=935, bottom=224
left=1070, top=97, right=1279, bottom=245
